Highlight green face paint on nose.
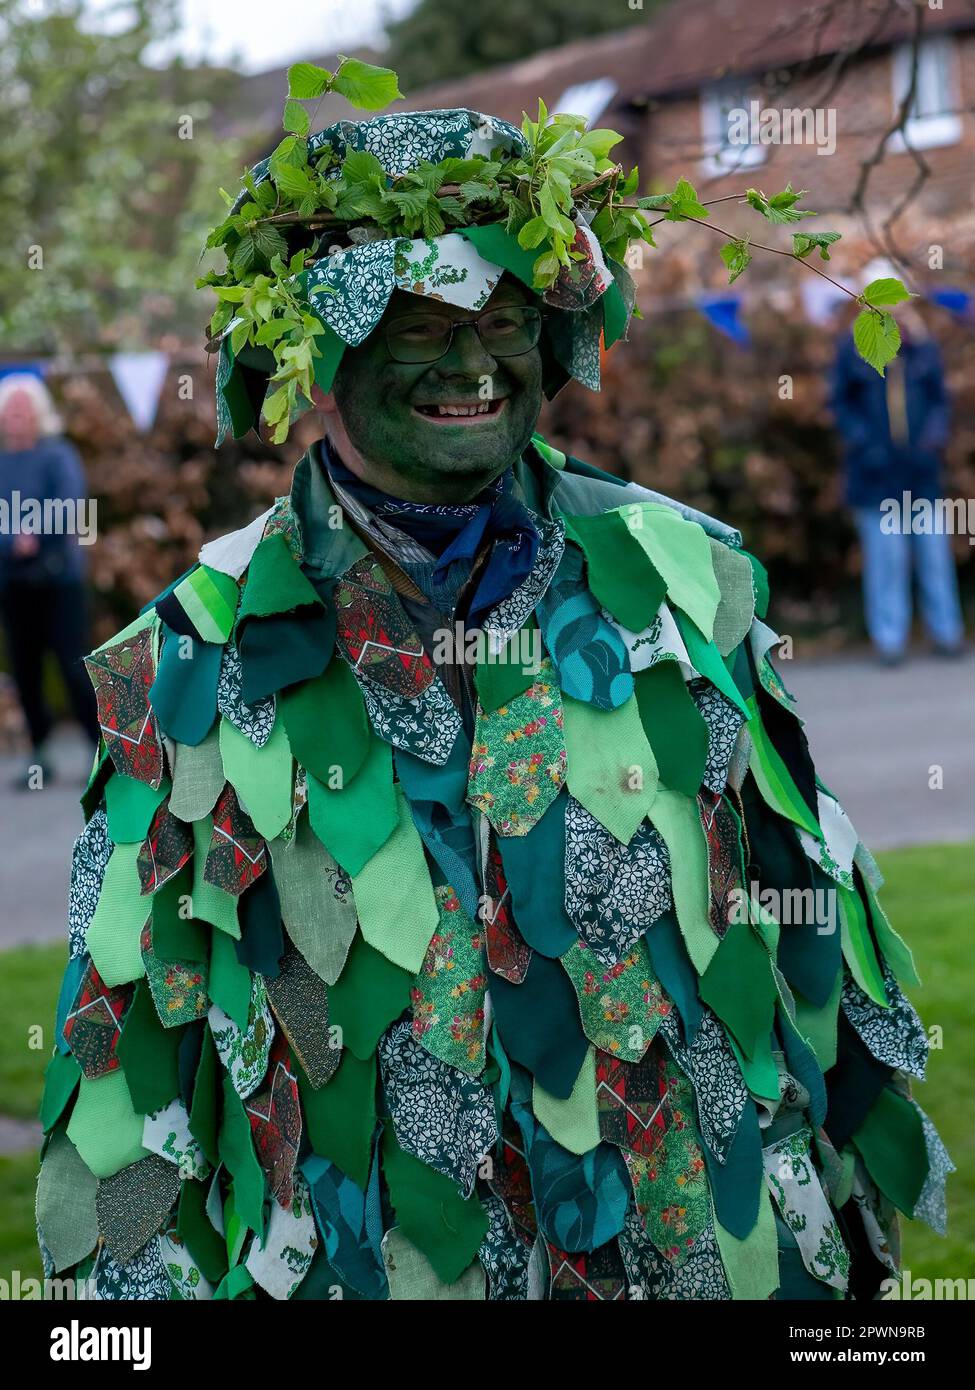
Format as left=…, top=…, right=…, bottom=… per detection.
left=331, top=277, right=544, bottom=501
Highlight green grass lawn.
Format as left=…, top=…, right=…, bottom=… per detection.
left=0, top=843, right=971, bottom=1290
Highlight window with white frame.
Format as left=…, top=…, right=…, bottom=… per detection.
left=699, top=79, right=766, bottom=178
left=890, top=34, right=961, bottom=151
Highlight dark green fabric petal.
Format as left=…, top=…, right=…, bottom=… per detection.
left=381, top=1126, right=488, bottom=1285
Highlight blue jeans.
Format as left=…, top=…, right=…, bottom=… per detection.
left=854, top=507, right=965, bottom=655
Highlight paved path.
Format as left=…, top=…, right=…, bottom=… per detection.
left=784, top=650, right=974, bottom=851
left=0, top=652, right=971, bottom=950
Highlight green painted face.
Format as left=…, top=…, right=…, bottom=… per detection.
left=330, top=276, right=543, bottom=502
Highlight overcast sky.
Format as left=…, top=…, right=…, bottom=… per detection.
left=83, top=0, right=416, bottom=73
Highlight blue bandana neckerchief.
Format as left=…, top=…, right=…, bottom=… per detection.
left=322, top=441, right=540, bottom=625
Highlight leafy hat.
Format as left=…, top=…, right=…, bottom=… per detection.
left=201, top=59, right=644, bottom=445
left=200, top=57, right=911, bottom=446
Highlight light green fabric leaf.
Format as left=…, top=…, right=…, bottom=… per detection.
left=646, top=788, right=718, bottom=975
left=86, top=841, right=150, bottom=986
left=382, top=1227, right=486, bottom=1301
left=713, top=1183, right=779, bottom=1300
left=532, top=1046, right=599, bottom=1156
left=746, top=697, right=822, bottom=839
left=169, top=725, right=225, bottom=822
left=351, top=784, right=439, bottom=973
left=36, top=1127, right=99, bottom=1273
left=709, top=539, right=756, bottom=656
left=838, top=885, right=887, bottom=1006
left=268, top=812, right=357, bottom=984
left=174, top=566, right=239, bottom=644
left=66, top=1071, right=151, bottom=1179
left=621, top=502, right=721, bottom=641
left=563, top=692, right=658, bottom=845
left=219, top=714, right=293, bottom=840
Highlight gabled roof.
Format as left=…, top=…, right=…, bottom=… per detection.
left=395, top=0, right=975, bottom=123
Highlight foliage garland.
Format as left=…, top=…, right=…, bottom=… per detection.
left=198, top=57, right=910, bottom=442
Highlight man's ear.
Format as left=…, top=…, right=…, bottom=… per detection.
left=310, top=384, right=339, bottom=414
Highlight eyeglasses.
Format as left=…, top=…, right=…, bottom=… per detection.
left=383, top=304, right=544, bottom=365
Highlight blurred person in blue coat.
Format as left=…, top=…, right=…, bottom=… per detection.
left=0, top=374, right=98, bottom=786
left=830, top=306, right=966, bottom=665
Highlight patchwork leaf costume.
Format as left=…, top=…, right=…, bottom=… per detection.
left=37, top=110, right=951, bottom=1302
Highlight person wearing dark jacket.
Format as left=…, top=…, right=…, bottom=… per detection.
left=830, top=315, right=965, bottom=663
left=0, top=373, right=98, bottom=784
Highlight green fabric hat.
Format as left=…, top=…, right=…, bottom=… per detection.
left=213, top=107, right=636, bottom=445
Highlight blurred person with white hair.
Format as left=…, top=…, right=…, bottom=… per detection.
left=0, top=372, right=98, bottom=786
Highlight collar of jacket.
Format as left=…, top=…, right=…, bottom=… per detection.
left=288, top=436, right=562, bottom=582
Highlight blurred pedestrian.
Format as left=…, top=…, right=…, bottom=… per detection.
left=0, top=373, right=98, bottom=786
left=830, top=306, right=966, bottom=665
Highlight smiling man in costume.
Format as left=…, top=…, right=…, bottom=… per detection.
left=36, top=105, right=950, bottom=1302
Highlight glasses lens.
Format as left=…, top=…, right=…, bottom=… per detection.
left=478, top=305, right=541, bottom=357
left=385, top=314, right=453, bottom=364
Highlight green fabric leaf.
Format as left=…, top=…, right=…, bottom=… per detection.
left=268, top=813, right=358, bottom=984
left=746, top=696, right=822, bottom=839
left=39, top=1052, right=81, bottom=1133
left=104, top=773, right=170, bottom=844
left=177, top=1176, right=228, bottom=1285
left=298, top=1051, right=376, bottom=1190
left=65, top=1070, right=151, bottom=1179
left=561, top=510, right=666, bottom=631
left=86, top=842, right=151, bottom=987
left=152, top=865, right=209, bottom=962
left=383, top=1226, right=486, bottom=1300
left=863, top=880, right=920, bottom=988
left=327, top=935, right=412, bottom=1061
left=209, top=926, right=253, bottom=1030
left=173, top=566, right=240, bottom=644
left=646, top=788, right=719, bottom=974
left=219, top=714, right=293, bottom=840
left=169, top=726, right=225, bottom=822
left=381, top=1126, right=488, bottom=1285
left=838, top=884, right=887, bottom=1006
left=532, top=1046, right=600, bottom=1155
left=218, top=1073, right=266, bottom=1236
left=36, top=1126, right=99, bottom=1273
left=279, top=659, right=369, bottom=786
left=621, top=502, right=721, bottom=641
left=563, top=692, right=658, bottom=845
left=709, top=539, right=756, bottom=656
left=116, top=980, right=181, bottom=1113
left=475, top=616, right=543, bottom=712
left=350, top=785, right=440, bottom=973
left=191, top=818, right=240, bottom=939
left=713, top=1185, right=779, bottom=1300
left=188, top=1026, right=220, bottom=1169
left=633, top=661, right=709, bottom=797
left=237, top=532, right=321, bottom=626
left=676, top=611, right=749, bottom=717
left=852, top=1087, right=929, bottom=1216
left=699, top=917, right=777, bottom=1061
left=306, top=731, right=397, bottom=877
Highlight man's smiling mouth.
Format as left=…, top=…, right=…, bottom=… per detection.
left=412, top=399, right=507, bottom=423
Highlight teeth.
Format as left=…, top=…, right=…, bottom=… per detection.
left=433, top=402, right=492, bottom=416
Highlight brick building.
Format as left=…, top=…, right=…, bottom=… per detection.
left=394, top=0, right=975, bottom=293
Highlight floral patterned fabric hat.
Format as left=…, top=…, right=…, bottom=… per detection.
left=214, top=108, right=636, bottom=444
